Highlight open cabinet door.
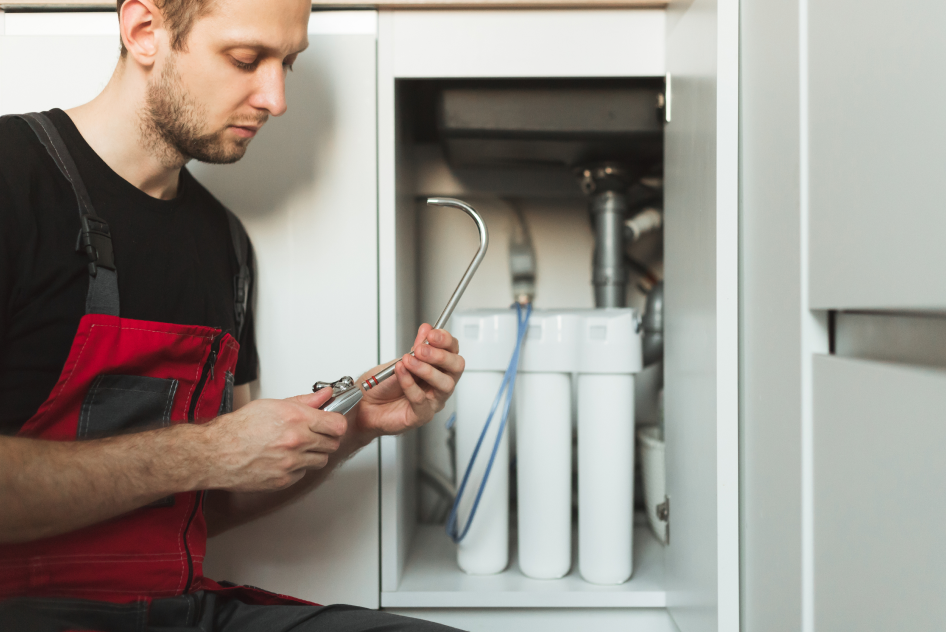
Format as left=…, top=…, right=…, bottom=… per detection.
left=663, top=1, right=739, bottom=631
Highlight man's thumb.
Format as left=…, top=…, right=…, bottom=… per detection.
left=289, top=388, right=334, bottom=409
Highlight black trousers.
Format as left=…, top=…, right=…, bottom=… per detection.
left=0, top=591, right=464, bottom=632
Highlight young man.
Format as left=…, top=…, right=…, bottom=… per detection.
left=0, top=0, right=464, bottom=629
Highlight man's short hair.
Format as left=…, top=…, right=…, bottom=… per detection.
left=117, top=0, right=216, bottom=56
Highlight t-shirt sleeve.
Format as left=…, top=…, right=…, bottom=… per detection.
left=234, top=237, right=258, bottom=386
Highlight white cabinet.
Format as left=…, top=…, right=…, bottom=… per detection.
left=376, top=7, right=738, bottom=631
left=808, top=0, right=946, bottom=310
left=813, top=356, right=946, bottom=630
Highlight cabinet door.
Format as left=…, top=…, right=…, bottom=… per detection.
left=0, top=11, right=381, bottom=608
left=663, top=0, right=739, bottom=631
left=189, top=13, right=380, bottom=607
left=813, top=355, right=946, bottom=630
left=808, top=0, right=946, bottom=309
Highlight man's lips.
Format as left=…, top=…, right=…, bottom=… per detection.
left=229, top=125, right=260, bottom=139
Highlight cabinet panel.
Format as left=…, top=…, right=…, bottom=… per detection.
left=813, top=355, right=946, bottom=629
left=663, top=0, right=739, bottom=630
left=388, top=9, right=664, bottom=79
left=808, top=0, right=946, bottom=309
left=191, top=28, right=379, bottom=608
left=739, top=0, right=803, bottom=629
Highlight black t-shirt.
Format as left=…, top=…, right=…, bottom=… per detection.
left=0, top=109, right=258, bottom=435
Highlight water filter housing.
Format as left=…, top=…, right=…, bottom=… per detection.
left=449, top=307, right=642, bottom=583
left=450, top=309, right=518, bottom=574
left=516, top=310, right=581, bottom=580
left=576, top=308, right=642, bottom=585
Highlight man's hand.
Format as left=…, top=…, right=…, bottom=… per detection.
left=200, top=388, right=346, bottom=492
left=205, top=327, right=463, bottom=536
left=354, top=324, right=464, bottom=442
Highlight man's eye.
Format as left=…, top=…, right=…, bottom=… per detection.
left=232, top=58, right=258, bottom=70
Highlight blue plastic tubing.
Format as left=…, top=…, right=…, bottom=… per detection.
left=446, top=303, right=532, bottom=543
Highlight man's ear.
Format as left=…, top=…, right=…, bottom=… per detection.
left=120, top=0, right=166, bottom=68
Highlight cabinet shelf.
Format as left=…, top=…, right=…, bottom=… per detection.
left=381, top=524, right=666, bottom=608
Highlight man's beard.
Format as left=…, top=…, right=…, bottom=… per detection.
left=142, top=56, right=265, bottom=166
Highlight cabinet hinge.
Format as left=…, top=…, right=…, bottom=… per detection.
left=656, top=496, right=670, bottom=544
left=664, top=74, right=672, bottom=123
left=656, top=496, right=669, bottom=522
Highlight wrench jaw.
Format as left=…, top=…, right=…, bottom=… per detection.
left=313, top=376, right=365, bottom=415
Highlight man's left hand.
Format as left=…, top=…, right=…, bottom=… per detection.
left=354, top=324, right=464, bottom=443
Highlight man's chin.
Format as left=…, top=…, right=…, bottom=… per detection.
left=189, top=139, right=250, bottom=165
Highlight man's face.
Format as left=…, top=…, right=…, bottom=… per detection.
left=144, top=0, right=310, bottom=164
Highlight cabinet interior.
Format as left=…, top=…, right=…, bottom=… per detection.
left=381, top=78, right=671, bottom=609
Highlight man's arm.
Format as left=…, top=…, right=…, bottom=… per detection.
left=0, top=390, right=345, bottom=544
left=204, top=402, right=370, bottom=537
left=204, top=325, right=464, bottom=536
left=0, top=425, right=208, bottom=543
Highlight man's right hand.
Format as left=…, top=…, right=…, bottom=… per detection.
left=0, top=389, right=348, bottom=544
left=200, top=389, right=347, bottom=493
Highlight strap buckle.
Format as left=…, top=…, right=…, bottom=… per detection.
left=75, top=216, right=116, bottom=277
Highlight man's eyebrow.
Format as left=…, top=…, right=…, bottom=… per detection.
left=223, top=40, right=309, bottom=55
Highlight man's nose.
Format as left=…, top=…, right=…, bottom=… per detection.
left=249, top=63, right=288, bottom=117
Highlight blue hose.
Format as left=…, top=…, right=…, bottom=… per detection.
left=446, top=303, right=532, bottom=543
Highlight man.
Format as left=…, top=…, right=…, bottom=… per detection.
left=0, top=0, right=464, bottom=629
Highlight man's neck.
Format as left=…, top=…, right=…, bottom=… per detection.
left=66, top=62, right=185, bottom=201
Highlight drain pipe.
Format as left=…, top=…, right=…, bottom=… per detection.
left=642, top=281, right=664, bottom=366
left=577, top=163, right=636, bottom=308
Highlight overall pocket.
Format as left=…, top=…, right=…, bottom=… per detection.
left=78, top=375, right=179, bottom=439
left=78, top=375, right=180, bottom=509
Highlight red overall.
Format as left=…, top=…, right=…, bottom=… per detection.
left=0, top=113, right=308, bottom=610
left=0, top=316, right=238, bottom=602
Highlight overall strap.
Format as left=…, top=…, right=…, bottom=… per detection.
left=225, top=209, right=251, bottom=341
left=14, top=112, right=120, bottom=316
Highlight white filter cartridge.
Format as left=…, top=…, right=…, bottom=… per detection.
left=516, top=372, right=572, bottom=579
left=577, top=373, right=635, bottom=584
left=454, top=371, right=509, bottom=575
left=450, top=309, right=519, bottom=575
left=576, top=308, right=642, bottom=585
left=515, top=311, right=580, bottom=580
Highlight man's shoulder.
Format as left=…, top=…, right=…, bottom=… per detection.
left=0, top=112, right=33, bottom=139
left=0, top=112, right=61, bottom=185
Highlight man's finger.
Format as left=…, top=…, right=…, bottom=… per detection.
left=300, top=431, right=342, bottom=455
left=427, top=328, right=459, bottom=354
left=413, top=344, right=464, bottom=378
left=395, top=359, right=430, bottom=407
left=413, top=323, right=433, bottom=353
left=403, top=354, right=455, bottom=396
left=305, top=411, right=348, bottom=439
left=297, top=452, right=330, bottom=471
left=289, top=388, right=334, bottom=409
